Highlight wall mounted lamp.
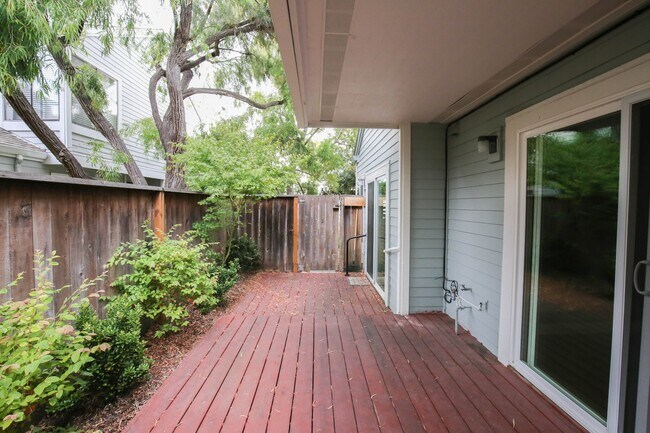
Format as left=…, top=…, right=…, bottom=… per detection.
left=477, top=133, right=502, bottom=163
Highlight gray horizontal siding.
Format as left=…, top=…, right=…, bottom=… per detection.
left=445, top=9, right=650, bottom=354
left=409, top=123, right=446, bottom=313
left=70, top=38, right=165, bottom=179
left=356, top=128, right=399, bottom=310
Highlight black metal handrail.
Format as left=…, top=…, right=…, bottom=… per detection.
left=345, top=234, right=367, bottom=276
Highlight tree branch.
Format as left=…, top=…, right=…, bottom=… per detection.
left=181, top=47, right=219, bottom=72
left=303, top=128, right=321, bottom=148
left=183, top=87, right=283, bottom=109
left=49, top=48, right=147, bottom=184
left=3, top=90, right=89, bottom=179
left=181, top=69, right=193, bottom=92
left=149, top=66, right=166, bottom=134
left=180, top=17, right=271, bottom=64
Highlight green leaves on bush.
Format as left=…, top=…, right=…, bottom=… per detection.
left=106, top=225, right=221, bottom=337
left=0, top=253, right=106, bottom=431
left=213, top=260, right=240, bottom=298
left=74, top=296, right=150, bottom=402
left=225, top=235, right=261, bottom=272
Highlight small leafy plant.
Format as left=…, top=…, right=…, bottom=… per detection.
left=225, top=234, right=261, bottom=271
left=74, top=296, right=150, bottom=402
left=0, top=253, right=105, bottom=431
left=106, top=225, right=220, bottom=337
left=212, top=260, right=240, bottom=298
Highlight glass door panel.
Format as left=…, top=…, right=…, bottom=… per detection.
left=376, top=178, right=387, bottom=292
left=367, top=181, right=375, bottom=280
left=521, top=112, right=621, bottom=421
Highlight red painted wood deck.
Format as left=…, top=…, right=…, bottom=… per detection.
left=125, top=273, right=587, bottom=433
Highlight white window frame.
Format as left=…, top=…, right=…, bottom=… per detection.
left=500, top=53, right=650, bottom=433
left=69, top=54, right=121, bottom=140
left=364, top=164, right=390, bottom=304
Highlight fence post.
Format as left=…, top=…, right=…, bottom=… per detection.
left=153, top=190, right=166, bottom=240
left=292, top=196, right=299, bottom=273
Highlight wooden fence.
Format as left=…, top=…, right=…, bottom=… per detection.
left=0, top=175, right=207, bottom=311
left=0, top=173, right=364, bottom=308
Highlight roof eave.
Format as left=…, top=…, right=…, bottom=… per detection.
left=269, top=0, right=308, bottom=128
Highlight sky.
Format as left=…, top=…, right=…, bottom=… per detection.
left=136, top=0, right=250, bottom=133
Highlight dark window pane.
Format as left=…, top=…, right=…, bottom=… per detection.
left=522, top=112, right=620, bottom=421
left=71, top=57, right=118, bottom=129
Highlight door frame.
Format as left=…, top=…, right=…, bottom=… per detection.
left=499, top=53, right=650, bottom=433
left=621, top=89, right=650, bottom=433
left=364, top=165, right=390, bottom=303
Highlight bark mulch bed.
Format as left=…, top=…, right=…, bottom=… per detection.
left=42, top=272, right=260, bottom=433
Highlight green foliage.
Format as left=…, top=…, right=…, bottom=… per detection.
left=74, top=296, right=150, bottom=402
left=292, top=128, right=358, bottom=195
left=86, top=140, right=130, bottom=182
left=0, top=0, right=139, bottom=95
left=225, top=235, right=261, bottom=272
left=179, top=114, right=294, bottom=198
left=0, top=253, right=105, bottom=431
left=212, top=261, right=240, bottom=298
left=527, top=120, right=621, bottom=283
left=239, top=104, right=358, bottom=195
left=144, top=0, right=281, bottom=100
left=106, top=225, right=220, bottom=337
left=122, top=118, right=165, bottom=159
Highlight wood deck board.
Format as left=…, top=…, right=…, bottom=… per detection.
left=125, top=273, right=588, bottom=433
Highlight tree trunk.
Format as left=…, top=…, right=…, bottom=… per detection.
left=50, top=51, right=148, bottom=185
left=160, top=6, right=191, bottom=190
left=164, top=154, right=187, bottom=190
left=3, top=90, right=89, bottom=179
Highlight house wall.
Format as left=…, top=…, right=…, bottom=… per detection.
left=355, top=128, right=400, bottom=309
left=409, top=123, right=446, bottom=313
left=445, top=9, right=650, bottom=354
left=69, top=37, right=165, bottom=181
left=0, top=37, right=165, bottom=182
left=0, top=155, right=50, bottom=175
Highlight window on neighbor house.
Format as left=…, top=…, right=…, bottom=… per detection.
left=70, top=57, right=118, bottom=130
left=4, top=65, right=60, bottom=121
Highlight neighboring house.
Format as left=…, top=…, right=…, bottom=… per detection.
left=0, top=36, right=165, bottom=184
left=0, top=127, right=48, bottom=172
left=270, top=1, right=650, bottom=432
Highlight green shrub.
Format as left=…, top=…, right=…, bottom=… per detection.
left=106, top=225, right=220, bottom=337
left=212, top=260, right=240, bottom=298
left=0, top=253, right=105, bottom=431
left=225, top=234, right=261, bottom=271
left=74, top=296, right=150, bottom=402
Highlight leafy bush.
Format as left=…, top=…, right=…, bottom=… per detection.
left=74, top=296, right=150, bottom=402
left=225, top=235, right=261, bottom=272
left=212, top=260, right=240, bottom=298
left=106, top=225, right=220, bottom=337
left=0, top=253, right=105, bottom=431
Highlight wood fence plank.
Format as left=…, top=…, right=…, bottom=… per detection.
left=0, top=185, right=12, bottom=300
left=8, top=182, right=34, bottom=299
left=30, top=185, right=53, bottom=313
left=51, top=187, right=71, bottom=312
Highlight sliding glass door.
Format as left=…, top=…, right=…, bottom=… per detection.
left=376, top=178, right=387, bottom=292
left=365, top=170, right=389, bottom=299
left=521, top=113, right=621, bottom=421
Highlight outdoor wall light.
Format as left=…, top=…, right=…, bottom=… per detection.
left=477, top=135, right=498, bottom=154
left=477, top=134, right=502, bottom=163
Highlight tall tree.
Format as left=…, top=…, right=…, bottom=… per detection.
left=0, top=0, right=147, bottom=184
left=145, top=0, right=284, bottom=189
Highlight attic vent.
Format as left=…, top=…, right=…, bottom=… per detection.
left=320, top=0, right=355, bottom=122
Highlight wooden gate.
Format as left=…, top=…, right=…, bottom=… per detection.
left=296, top=195, right=364, bottom=272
